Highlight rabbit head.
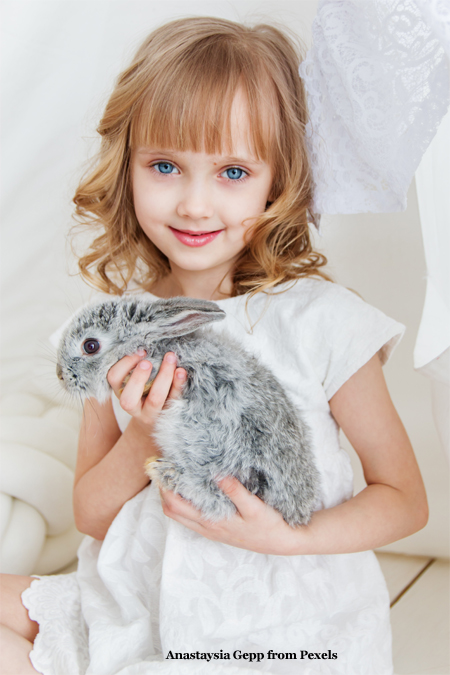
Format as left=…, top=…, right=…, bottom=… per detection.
left=56, top=296, right=225, bottom=403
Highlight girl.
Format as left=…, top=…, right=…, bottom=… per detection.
left=1, top=16, right=428, bottom=675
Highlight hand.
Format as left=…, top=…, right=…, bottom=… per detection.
left=107, top=350, right=187, bottom=435
left=159, top=477, right=303, bottom=556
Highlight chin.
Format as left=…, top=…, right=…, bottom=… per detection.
left=173, top=257, right=224, bottom=273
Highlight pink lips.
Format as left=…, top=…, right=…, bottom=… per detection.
left=169, top=227, right=223, bottom=247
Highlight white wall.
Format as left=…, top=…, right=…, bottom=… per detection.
left=1, top=0, right=448, bottom=558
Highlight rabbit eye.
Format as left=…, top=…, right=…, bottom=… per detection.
left=82, top=338, right=101, bottom=355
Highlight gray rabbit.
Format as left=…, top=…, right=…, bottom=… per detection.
left=56, top=296, right=320, bottom=526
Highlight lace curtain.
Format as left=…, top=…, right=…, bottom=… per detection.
left=300, top=0, right=450, bottom=215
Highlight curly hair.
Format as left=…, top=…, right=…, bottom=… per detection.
left=73, top=17, right=329, bottom=297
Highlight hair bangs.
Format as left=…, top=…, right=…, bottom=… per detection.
left=129, top=43, right=279, bottom=164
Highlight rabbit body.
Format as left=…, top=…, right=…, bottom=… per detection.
left=57, top=296, right=320, bottom=526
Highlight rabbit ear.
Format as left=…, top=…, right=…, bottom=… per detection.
left=148, top=297, right=226, bottom=337
left=120, top=297, right=226, bottom=338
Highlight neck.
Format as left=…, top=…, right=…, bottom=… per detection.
left=149, top=265, right=234, bottom=300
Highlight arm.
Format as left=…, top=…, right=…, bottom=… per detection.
left=291, top=352, right=429, bottom=553
left=159, top=354, right=428, bottom=555
left=73, top=351, right=187, bottom=540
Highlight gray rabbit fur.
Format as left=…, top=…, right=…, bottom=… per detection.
left=57, top=296, right=320, bottom=526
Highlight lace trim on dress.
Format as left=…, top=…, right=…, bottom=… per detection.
left=300, top=0, right=450, bottom=214
left=22, top=574, right=89, bottom=675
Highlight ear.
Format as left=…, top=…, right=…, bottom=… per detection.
left=143, top=297, right=226, bottom=338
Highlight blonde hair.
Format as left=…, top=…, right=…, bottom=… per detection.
left=73, top=17, right=329, bottom=296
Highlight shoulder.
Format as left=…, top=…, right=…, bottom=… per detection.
left=230, top=277, right=376, bottom=339
left=256, top=278, right=404, bottom=400
left=274, top=277, right=404, bottom=352
left=261, top=277, right=368, bottom=320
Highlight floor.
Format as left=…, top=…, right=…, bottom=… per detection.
left=60, top=553, right=449, bottom=674
left=374, top=552, right=450, bottom=675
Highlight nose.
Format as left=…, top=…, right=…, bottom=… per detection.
left=176, top=179, right=214, bottom=221
left=56, top=363, right=64, bottom=381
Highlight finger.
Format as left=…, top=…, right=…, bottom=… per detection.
left=143, top=352, right=177, bottom=412
left=160, top=488, right=205, bottom=521
left=161, top=503, right=207, bottom=534
left=167, top=368, right=187, bottom=401
left=118, top=359, right=154, bottom=413
left=107, top=350, right=147, bottom=392
left=216, top=476, right=262, bottom=519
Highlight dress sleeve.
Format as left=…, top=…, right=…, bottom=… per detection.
left=300, top=0, right=450, bottom=215
left=301, top=284, right=405, bottom=400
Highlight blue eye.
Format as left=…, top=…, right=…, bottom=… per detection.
left=154, top=162, right=178, bottom=174
left=223, top=167, right=246, bottom=180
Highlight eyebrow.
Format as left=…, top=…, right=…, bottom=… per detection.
left=220, top=155, right=263, bottom=166
left=134, top=147, right=264, bottom=166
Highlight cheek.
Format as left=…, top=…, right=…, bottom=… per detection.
left=224, top=189, right=270, bottom=230
left=132, top=177, right=148, bottom=223
left=133, top=183, right=168, bottom=228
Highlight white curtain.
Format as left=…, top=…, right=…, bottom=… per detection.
left=414, top=110, right=450, bottom=461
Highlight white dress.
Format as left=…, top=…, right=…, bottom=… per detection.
left=23, top=279, right=404, bottom=675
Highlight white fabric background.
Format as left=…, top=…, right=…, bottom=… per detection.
left=414, top=111, right=450, bottom=372
left=414, top=110, right=450, bottom=461
left=300, top=0, right=450, bottom=214
left=0, top=0, right=448, bottom=574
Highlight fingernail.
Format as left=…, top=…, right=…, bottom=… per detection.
left=139, top=360, right=151, bottom=370
left=136, top=348, right=146, bottom=356
left=166, top=352, right=177, bottom=364
left=176, top=370, right=187, bottom=381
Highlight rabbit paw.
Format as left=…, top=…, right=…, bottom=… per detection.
left=144, top=456, right=181, bottom=491
left=120, top=372, right=154, bottom=396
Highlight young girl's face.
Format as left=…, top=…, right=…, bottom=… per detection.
left=131, top=89, right=273, bottom=295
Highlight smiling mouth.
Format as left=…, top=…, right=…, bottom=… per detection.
left=172, top=228, right=221, bottom=235
left=169, top=226, right=223, bottom=247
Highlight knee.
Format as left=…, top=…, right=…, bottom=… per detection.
left=0, top=624, right=39, bottom=674
left=0, top=574, right=39, bottom=643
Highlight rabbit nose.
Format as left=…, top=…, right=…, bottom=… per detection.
left=56, top=363, right=64, bottom=381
